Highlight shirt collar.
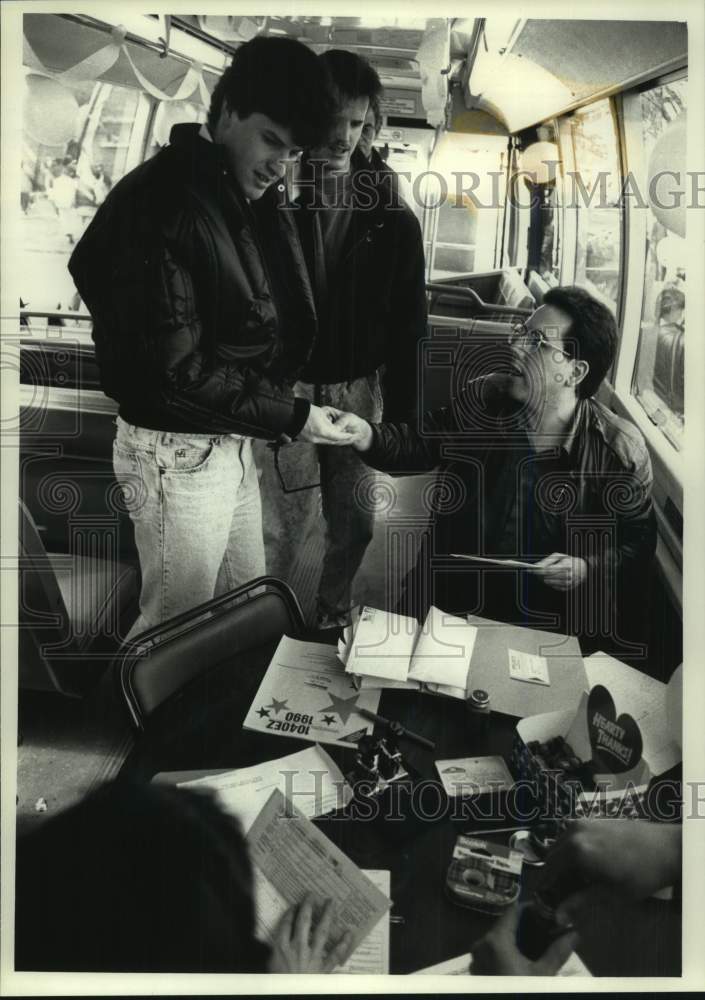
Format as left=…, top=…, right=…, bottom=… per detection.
left=199, top=123, right=213, bottom=143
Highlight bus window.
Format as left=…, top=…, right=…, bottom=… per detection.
left=631, top=77, right=686, bottom=451
left=430, top=194, right=477, bottom=277
left=427, top=132, right=506, bottom=279
left=21, top=77, right=149, bottom=314
left=146, top=97, right=207, bottom=156
left=570, top=98, right=623, bottom=316
left=541, top=172, right=562, bottom=283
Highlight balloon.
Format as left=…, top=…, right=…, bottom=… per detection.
left=24, top=74, right=79, bottom=147
left=520, top=141, right=560, bottom=185
left=647, top=115, right=686, bottom=238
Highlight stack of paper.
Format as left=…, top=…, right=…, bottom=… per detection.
left=177, top=745, right=351, bottom=832
left=338, top=605, right=478, bottom=700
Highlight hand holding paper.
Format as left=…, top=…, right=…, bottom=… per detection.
left=268, top=895, right=353, bottom=972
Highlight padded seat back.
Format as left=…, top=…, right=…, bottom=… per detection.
left=18, top=499, right=138, bottom=696
left=117, top=577, right=305, bottom=728
left=18, top=499, right=74, bottom=693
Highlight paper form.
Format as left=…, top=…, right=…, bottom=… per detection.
left=336, top=870, right=390, bottom=974
left=344, top=606, right=420, bottom=683
left=508, top=648, right=550, bottom=686
left=407, top=605, right=477, bottom=689
left=178, top=745, right=351, bottom=833
left=248, top=789, right=390, bottom=966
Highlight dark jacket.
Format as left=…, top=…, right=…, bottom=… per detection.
left=293, top=149, right=426, bottom=421
left=68, top=124, right=314, bottom=439
left=363, top=393, right=657, bottom=650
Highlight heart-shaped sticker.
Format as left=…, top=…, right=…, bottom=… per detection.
left=587, top=685, right=643, bottom=774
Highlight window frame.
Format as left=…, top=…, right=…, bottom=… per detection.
left=609, top=69, right=686, bottom=490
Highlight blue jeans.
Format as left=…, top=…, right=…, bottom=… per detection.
left=113, top=417, right=265, bottom=639
left=256, top=374, right=384, bottom=620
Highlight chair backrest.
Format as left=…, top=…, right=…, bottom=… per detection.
left=117, top=577, right=305, bottom=729
left=18, top=498, right=75, bottom=693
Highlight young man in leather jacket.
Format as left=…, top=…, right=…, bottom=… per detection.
left=69, top=38, right=356, bottom=638
left=337, top=286, right=656, bottom=658
left=259, top=50, right=427, bottom=627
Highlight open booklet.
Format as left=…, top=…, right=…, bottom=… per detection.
left=338, top=605, right=478, bottom=700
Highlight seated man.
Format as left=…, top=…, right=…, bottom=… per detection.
left=341, top=286, right=656, bottom=656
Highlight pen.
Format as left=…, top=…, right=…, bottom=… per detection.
left=357, top=707, right=436, bottom=751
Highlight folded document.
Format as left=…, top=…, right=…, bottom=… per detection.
left=339, top=607, right=589, bottom=717
left=339, top=605, right=477, bottom=699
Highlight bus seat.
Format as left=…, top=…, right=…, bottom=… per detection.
left=18, top=499, right=138, bottom=697
left=498, top=269, right=535, bottom=310
left=421, top=318, right=516, bottom=411
left=526, top=269, right=552, bottom=304
left=117, top=577, right=305, bottom=730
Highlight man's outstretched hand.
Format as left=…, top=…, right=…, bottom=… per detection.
left=321, top=410, right=373, bottom=451
left=297, top=405, right=360, bottom=445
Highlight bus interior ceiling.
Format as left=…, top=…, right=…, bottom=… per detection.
left=14, top=12, right=687, bottom=812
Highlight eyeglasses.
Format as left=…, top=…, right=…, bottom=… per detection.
left=508, top=322, right=572, bottom=359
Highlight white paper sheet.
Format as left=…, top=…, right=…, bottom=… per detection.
left=336, top=870, right=390, bottom=974
left=345, top=606, right=420, bottom=683
left=178, top=745, right=350, bottom=832
left=436, top=756, right=514, bottom=796
left=407, top=605, right=477, bottom=689
left=508, top=648, right=550, bottom=686
left=248, top=789, right=390, bottom=967
left=243, top=636, right=381, bottom=748
left=413, top=949, right=592, bottom=976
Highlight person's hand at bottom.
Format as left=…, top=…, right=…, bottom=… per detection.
left=268, top=894, right=353, bottom=972
left=470, top=902, right=578, bottom=976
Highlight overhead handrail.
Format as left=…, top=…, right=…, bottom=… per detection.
left=425, top=282, right=531, bottom=318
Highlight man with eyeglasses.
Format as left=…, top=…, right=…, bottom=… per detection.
left=69, top=38, right=356, bottom=639
left=337, top=286, right=656, bottom=656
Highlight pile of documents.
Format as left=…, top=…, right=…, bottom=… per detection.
left=338, top=606, right=477, bottom=699
left=338, top=606, right=590, bottom=718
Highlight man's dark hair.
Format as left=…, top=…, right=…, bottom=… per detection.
left=207, top=36, right=333, bottom=148
left=543, top=285, right=618, bottom=398
left=15, top=781, right=270, bottom=972
left=318, top=49, right=382, bottom=106
left=369, top=93, right=383, bottom=133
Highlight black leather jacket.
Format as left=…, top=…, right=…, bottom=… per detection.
left=69, top=124, right=314, bottom=438
left=293, top=149, right=426, bottom=421
left=364, top=394, right=657, bottom=649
